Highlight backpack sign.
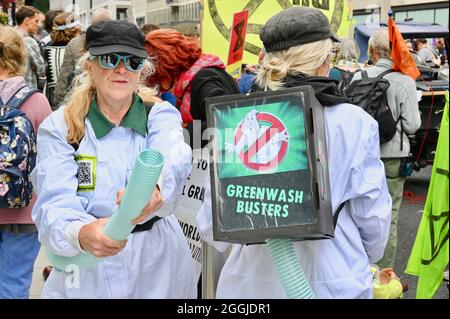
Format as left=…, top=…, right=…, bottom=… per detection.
left=345, top=70, right=398, bottom=143
left=0, top=86, right=38, bottom=208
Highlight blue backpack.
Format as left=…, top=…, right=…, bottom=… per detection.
left=0, top=86, right=38, bottom=208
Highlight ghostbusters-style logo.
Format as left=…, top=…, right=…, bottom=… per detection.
left=225, top=110, right=290, bottom=171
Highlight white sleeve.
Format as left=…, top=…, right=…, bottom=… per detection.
left=31, top=112, right=96, bottom=257
left=147, top=102, right=192, bottom=217
left=326, top=104, right=392, bottom=264
left=346, top=121, right=392, bottom=263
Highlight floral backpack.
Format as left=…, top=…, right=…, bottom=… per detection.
left=0, top=86, right=38, bottom=208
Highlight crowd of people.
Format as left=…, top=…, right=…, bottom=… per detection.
left=0, top=4, right=447, bottom=299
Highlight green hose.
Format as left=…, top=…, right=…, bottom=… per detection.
left=266, top=238, right=316, bottom=299
left=47, top=149, right=164, bottom=271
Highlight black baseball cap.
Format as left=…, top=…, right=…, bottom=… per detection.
left=260, top=7, right=340, bottom=53
left=86, top=20, right=147, bottom=58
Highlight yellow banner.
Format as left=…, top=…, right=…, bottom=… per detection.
left=226, top=61, right=243, bottom=79
left=202, top=0, right=351, bottom=65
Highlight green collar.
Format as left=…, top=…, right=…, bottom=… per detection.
left=87, top=94, right=147, bottom=139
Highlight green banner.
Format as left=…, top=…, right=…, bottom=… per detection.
left=216, top=101, right=308, bottom=178
left=405, top=91, right=449, bottom=299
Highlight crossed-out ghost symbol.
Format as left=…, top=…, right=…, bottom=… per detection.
left=225, top=110, right=290, bottom=165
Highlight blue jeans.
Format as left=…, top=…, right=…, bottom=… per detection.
left=0, top=230, right=41, bottom=299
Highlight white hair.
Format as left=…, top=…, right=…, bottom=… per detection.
left=90, top=8, right=113, bottom=24
left=368, top=29, right=391, bottom=60
left=337, top=38, right=360, bottom=61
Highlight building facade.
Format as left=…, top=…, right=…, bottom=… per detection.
left=351, top=0, right=448, bottom=28
left=145, top=0, right=200, bottom=26
left=143, top=0, right=200, bottom=35
left=47, top=0, right=201, bottom=33
left=49, top=0, right=133, bottom=29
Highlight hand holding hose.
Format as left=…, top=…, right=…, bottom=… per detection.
left=47, top=150, right=165, bottom=271
left=116, top=187, right=164, bottom=225
left=79, top=218, right=127, bottom=257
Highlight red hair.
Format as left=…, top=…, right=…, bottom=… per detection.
left=145, top=29, right=202, bottom=91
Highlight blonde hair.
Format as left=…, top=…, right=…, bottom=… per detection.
left=256, top=39, right=333, bottom=91
left=138, top=59, right=160, bottom=104
left=0, top=25, right=27, bottom=76
left=64, top=56, right=156, bottom=144
left=64, top=54, right=95, bottom=144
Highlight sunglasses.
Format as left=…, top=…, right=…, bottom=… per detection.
left=89, top=53, right=145, bottom=72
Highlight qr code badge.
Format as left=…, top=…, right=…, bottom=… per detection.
left=75, top=155, right=96, bottom=191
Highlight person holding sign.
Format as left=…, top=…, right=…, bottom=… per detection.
left=31, top=20, right=196, bottom=298
left=197, top=7, right=392, bottom=298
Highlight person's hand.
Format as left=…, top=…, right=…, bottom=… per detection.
left=379, top=268, right=400, bottom=284
left=137, top=86, right=163, bottom=104
left=245, top=64, right=258, bottom=73
left=78, top=218, right=127, bottom=257
left=431, top=56, right=441, bottom=67
left=116, top=187, right=164, bottom=225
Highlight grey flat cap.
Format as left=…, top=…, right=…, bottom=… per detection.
left=260, top=6, right=340, bottom=53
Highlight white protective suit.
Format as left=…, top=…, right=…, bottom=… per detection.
left=32, top=100, right=197, bottom=298
left=197, top=102, right=392, bottom=299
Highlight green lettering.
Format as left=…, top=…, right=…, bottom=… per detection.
left=226, top=184, right=235, bottom=197
left=256, top=187, right=265, bottom=200
left=261, top=202, right=268, bottom=215
left=295, top=191, right=304, bottom=204
left=245, top=201, right=253, bottom=214
left=253, top=201, right=260, bottom=214
left=288, top=190, right=295, bottom=203
left=266, top=188, right=278, bottom=201
left=312, top=0, right=330, bottom=10
left=273, top=204, right=282, bottom=217
left=278, top=190, right=287, bottom=202
left=267, top=203, right=274, bottom=217
left=302, top=0, right=329, bottom=10
left=235, top=185, right=243, bottom=198
left=236, top=200, right=244, bottom=213
left=282, top=205, right=289, bottom=217
left=250, top=186, right=256, bottom=199
left=243, top=186, right=250, bottom=199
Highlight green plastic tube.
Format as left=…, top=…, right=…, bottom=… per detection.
left=266, top=238, right=316, bottom=299
left=47, top=149, right=164, bottom=271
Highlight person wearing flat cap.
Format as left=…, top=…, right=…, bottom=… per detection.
left=31, top=20, right=197, bottom=298
left=197, top=7, right=392, bottom=298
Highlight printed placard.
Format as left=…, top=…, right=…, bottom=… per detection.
left=175, top=148, right=210, bottom=281
left=206, top=87, right=334, bottom=244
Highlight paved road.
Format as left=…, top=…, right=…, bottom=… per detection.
left=395, top=165, right=449, bottom=299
